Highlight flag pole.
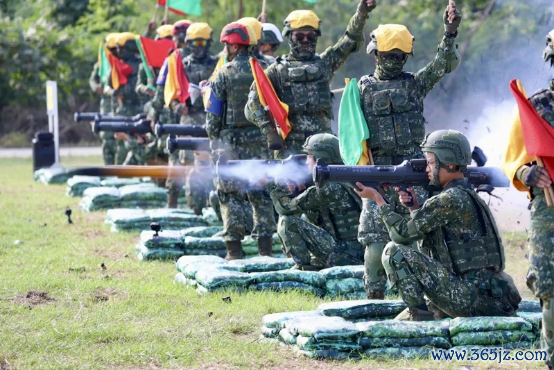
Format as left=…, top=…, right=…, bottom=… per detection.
left=537, top=157, right=554, bottom=206
left=262, top=0, right=266, bottom=18
left=163, top=3, right=169, bottom=25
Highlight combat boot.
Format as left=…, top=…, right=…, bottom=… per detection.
left=395, top=307, right=435, bottom=321
left=166, top=193, right=179, bottom=208
left=367, top=290, right=385, bottom=300
left=257, top=237, right=273, bottom=257
left=225, top=241, right=243, bottom=261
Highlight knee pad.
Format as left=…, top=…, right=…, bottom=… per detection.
left=382, top=242, right=411, bottom=286
left=365, top=242, right=386, bottom=283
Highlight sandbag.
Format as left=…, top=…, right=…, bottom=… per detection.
left=136, top=244, right=184, bottom=261
left=228, top=257, right=295, bottom=273
left=180, top=226, right=223, bottom=238
left=357, top=319, right=450, bottom=338
left=183, top=262, right=245, bottom=280
left=337, top=291, right=369, bottom=300
left=100, top=177, right=144, bottom=187
left=518, top=300, right=541, bottom=313
left=518, top=312, right=542, bottom=331
left=80, top=187, right=121, bottom=212
left=296, top=336, right=361, bottom=352
left=183, top=236, right=226, bottom=250
left=176, top=255, right=226, bottom=273
left=174, top=272, right=197, bottom=287
left=140, top=230, right=183, bottom=249
left=452, top=342, right=534, bottom=351
left=261, top=325, right=280, bottom=338
left=318, top=300, right=407, bottom=320
left=262, top=311, right=323, bottom=329
left=449, top=316, right=533, bottom=336
left=359, top=336, right=452, bottom=350
left=203, top=208, right=222, bottom=225
left=362, top=346, right=432, bottom=359
left=66, top=176, right=102, bottom=196
left=182, top=249, right=227, bottom=257
left=279, top=328, right=297, bottom=344
left=242, top=245, right=283, bottom=256
left=451, top=330, right=535, bottom=346
left=250, top=270, right=326, bottom=288
left=195, top=268, right=253, bottom=290
left=294, top=347, right=361, bottom=360
left=249, top=282, right=326, bottom=297
left=319, top=265, right=364, bottom=280
left=284, top=316, right=360, bottom=341
left=119, top=183, right=166, bottom=201
left=34, top=167, right=72, bottom=184
left=325, top=278, right=365, bottom=297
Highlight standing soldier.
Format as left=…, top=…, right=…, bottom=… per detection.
left=89, top=33, right=119, bottom=165
left=206, top=22, right=276, bottom=260
left=356, top=130, right=521, bottom=321
left=356, top=1, right=462, bottom=299
left=237, top=17, right=274, bottom=65
left=502, top=29, right=554, bottom=369
left=245, top=0, right=375, bottom=156
left=260, top=23, right=283, bottom=60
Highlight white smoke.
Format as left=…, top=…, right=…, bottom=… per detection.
left=216, top=158, right=312, bottom=187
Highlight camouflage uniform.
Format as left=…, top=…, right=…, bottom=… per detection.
left=205, top=50, right=275, bottom=243
left=358, top=30, right=460, bottom=298
left=380, top=177, right=521, bottom=318
left=515, top=80, right=554, bottom=367
left=89, top=61, right=116, bottom=165
left=245, top=9, right=369, bottom=157
left=269, top=182, right=364, bottom=268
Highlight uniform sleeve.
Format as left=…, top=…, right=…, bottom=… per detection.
left=379, top=190, right=459, bottom=245
left=414, top=36, right=459, bottom=97
left=270, top=184, right=332, bottom=216
left=89, top=62, right=102, bottom=92
left=205, top=69, right=227, bottom=143
left=319, top=10, right=368, bottom=76
left=135, top=63, right=149, bottom=95
left=245, top=65, right=279, bottom=135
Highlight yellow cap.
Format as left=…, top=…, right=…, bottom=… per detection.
left=186, top=22, right=213, bottom=41
left=374, top=24, right=413, bottom=54
left=116, top=32, right=138, bottom=46
left=243, top=23, right=258, bottom=46
left=238, top=17, right=262, bottom=41
left=285, top=10, right=320, bottom=31
left=157, top=25, right=174, bottom=39
left=105, top=33, right=120, bottom=48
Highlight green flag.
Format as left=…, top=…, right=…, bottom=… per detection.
left=98, top=43, right=111, bottom=86
left=303, top=0, right=317, bottom=3
left=167, top=0, right=202, bottom=16
left=135, top=39, right=156, bottom=91
left=338, top=78, right=370, bottom=165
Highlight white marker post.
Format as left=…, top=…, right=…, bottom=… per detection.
left=46, top=81, right=61, bottom=166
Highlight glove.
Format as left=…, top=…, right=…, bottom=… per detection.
left=266, top=129, right=284, bottom=150
left=358, top=0, right=376, bottom=15
left=443, top=1, right=461, bottom=34
left=523, top=165, right=551, bottom=187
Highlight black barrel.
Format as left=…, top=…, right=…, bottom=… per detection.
left=32, top=132, right=55, bottom=171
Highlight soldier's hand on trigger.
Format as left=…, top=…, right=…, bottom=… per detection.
left=395, top=186, right=420, bottom=211
left=524, top=165, right=553, bottom=188
left=114, top=132, right=130, bottom=142
left=358, top=0, right=376, bottom=14
left=353, top=182, right=386, bottom=207
left=444, top=0, right=461, bottom=34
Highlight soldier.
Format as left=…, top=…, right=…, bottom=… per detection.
left=245, top=0, right=375, bottom=157
left=237, top=17, right=274, bottom=65
left=260, top=23, right=283, bottom=59
left=355, top=130, right=521, bottom=321
left=502, top=29, right=554, bottom=369
left=357, top=0, right=462, bottom=299
left=206, top=22, right=276, bottom=260
left=89, top=33, right=119, bottom=165
left=267, top=134, right=364, bottom=270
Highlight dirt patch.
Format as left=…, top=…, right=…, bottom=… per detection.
left=92, top=287, right=128, bottom=302
left=12, top=291, right=55, bottom=307
left=92, top=248, right=129, bottom=260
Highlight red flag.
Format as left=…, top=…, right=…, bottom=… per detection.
left=108, top=54, right=133, bottom=89
left=509, top=79, right=554, bottom=178
left=250, top=58, right=291, bottom=138
left=138, top=37, right=174, bottom=68
left=157, top=0, right=166, bottom=5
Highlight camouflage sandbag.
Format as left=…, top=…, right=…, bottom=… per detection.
left=518, top=312, right=542, bottom=331
left=100, top=177, right=143, bottom=187
left=176, top=255, right=226, bottom=273
left=242, top=234, right=282, bottom=247
left=293, top=347, right=361, bottom=360
left=183, top=236, right=226, bottom=250
left=182, top=249, right=227, bottom=258
left=147, top=209, right=207, bottom=229
left=66, top=176, right=102, bottom=197
left=451, top=330, right=535, bottom=346
left=195, top=268, right=253, bottom=290
left=34, top=167, right=72, bottom=184
left=242, top=245, right=283, bottom=256
left=249, top=282, right=326, bottom=297
left=518, top=300, right=541, bottom=313
left=319, top=265, right=364, bottom=280
left=262, top=311, right=323, bottom=329
left=140, top=230, right=183, bottom=249
left=119, top=200, right=167, bottom=209
left=80, top=187, right=121, bottom=212
left=250, top=270, right=326, bottom=288
left=449, top=316, right=533, bottom=336
left=284, top=316, right=360, bottom=341
left=359, top=336, right=452, bottom=350
left=180, top=226, right=223, bottom=238
left=228, top=257, right=295, bottom=273
left=452, top=342, right=534, bottom=351
left=279, top=328, right=297, bottom=344
left=202, top=207, right=222, bottom=225
left=135, top=244, right=184, bottom=261
left=174, top=272, right=198, bottom=287
left=119, top=183, right=167, bottom=202
left=362, top=346, right=432, bottom=359
left=183, top=262, right=245, bottom=280
left=296, top=336, right=362, bottom=352
left=106, top=208, right=150, bottom=225
left=338, top=291, right=369, bottom=300
left=261, top=326, right=279, bottom=338
left=325, top=278, right=365, bottom=297
left=357, top=319, right=450, bottom=338
left=318, top=300, right=407, bottom=320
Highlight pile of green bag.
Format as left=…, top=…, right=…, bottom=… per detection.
left=107, top=208, right=208, bottom=232
left=319, top=266, right=366, bottom=299
left=66, top=176, right=102, bottom=196
left=249, top=270, right=327, bottom=296
left=34, top=166, right=73, bottom=184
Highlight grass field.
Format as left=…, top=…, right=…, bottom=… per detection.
left=0, top=156, right=545, bottom=369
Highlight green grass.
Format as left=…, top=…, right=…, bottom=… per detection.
left=0, top=157, right=545, bottom=369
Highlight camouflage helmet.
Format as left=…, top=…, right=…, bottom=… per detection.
left=302, top=133, right=342, bottom=164
left=282, top=10, right=321, bottom=38
left=543, top=29, right=554, bottom=67
left=421, top=129, right=472, bottom=168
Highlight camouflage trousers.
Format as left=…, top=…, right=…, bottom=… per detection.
left=383, top=242, right=519, bottom=318
left=359, top=187, right=427, bottom=297
left=115, top=139, right=129, bottom=165
left=123, top=137, right=147, bottom=166
left=101, top=135, right=116, bottom=165
left=525, top=193, right=554, bottom=366
left=218, top=188, right=275, bottom=242
left=278, top=215, right=364, bottom=268
left=186, top=161, right=214, bottom=214
left=166, top=151, right=185, bottom=200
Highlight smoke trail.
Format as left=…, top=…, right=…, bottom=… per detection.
left=216, top=158, right=312, bottom=187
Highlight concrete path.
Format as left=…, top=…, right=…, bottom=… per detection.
left=0, top=147, right=101, bottom=158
